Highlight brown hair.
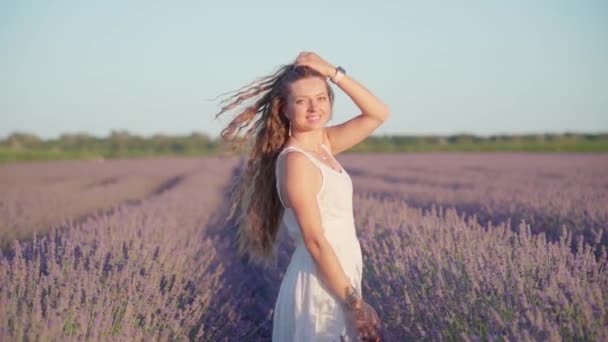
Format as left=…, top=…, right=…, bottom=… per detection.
left=214, top=64, right=335, bottom=266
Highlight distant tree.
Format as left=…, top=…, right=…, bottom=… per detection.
left=2, top=132, right=43, bottom=149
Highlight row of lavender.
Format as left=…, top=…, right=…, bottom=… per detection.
left=1, top=153, right=607, bottom=340
left=0, top=157, right=204, bottom=247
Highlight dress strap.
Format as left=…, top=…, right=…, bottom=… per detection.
left=277, top=145, right=324, bottom=169
left=275, top=146, right=325, bottom=208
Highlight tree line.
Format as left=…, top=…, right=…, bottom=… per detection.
left=1, top=130, right=607, bottom=162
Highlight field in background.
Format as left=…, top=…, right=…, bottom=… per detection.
left=1, top=153, right=607, bottom=340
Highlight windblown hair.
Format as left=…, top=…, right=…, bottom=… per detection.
left=214, top=64, right=335, bottom=267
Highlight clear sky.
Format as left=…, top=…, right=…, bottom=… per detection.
left=1, top=0, right=607, bottom=139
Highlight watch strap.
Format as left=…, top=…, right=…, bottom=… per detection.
left=331, top=66, right=346, bottom=84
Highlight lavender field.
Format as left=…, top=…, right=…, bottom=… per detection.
left=1, top=153, right=607, bottom=341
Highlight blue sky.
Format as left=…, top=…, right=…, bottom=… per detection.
left=1, top=0, right=607, bottom=139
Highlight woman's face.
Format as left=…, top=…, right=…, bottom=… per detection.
left=285, top=77, right=331, bottom=132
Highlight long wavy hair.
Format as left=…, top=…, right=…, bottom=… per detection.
left=214, top=64, right=335, bottom=267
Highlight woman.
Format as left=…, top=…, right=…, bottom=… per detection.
left=215, top=51, right=389, bottom=341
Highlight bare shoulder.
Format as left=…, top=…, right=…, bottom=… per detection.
left=278, top=150, right=322, bottom=207
left=278, top=150, right=326, bottom=249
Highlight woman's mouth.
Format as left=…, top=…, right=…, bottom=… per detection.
left=307, top=115, right=321, bottom=122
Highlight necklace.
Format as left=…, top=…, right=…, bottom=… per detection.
left=288, top=135, right=343, bottom=173
left=290, top=136, right=328, bottom=160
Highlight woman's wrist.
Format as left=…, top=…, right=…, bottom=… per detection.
left=342, top=284, right=361, bottom=311
left=324, top=64, right=337, bottom=78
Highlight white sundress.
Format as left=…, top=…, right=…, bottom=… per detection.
left=272, top=143, right=363, bottom=342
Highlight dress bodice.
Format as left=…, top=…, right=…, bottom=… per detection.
left=274, top=143, right=356, bottom=246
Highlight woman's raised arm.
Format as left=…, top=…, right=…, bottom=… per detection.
left=293, top=51, right=390, bottom=155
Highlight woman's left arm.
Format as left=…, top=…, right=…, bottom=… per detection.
left=294, top=52, right=391, bottom=155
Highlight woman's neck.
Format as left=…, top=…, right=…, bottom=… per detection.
left=289, top=131, right=324, bottom=152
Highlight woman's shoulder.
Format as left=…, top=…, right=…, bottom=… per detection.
left=276, top=148, right=323, bottom=198
left=278, top=147, right=318, bottom=170
left=277, top=147, right=322, bottom=178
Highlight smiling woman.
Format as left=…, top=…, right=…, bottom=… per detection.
left=214, top=51, right=389, bottom=341
left=286, top=79, right=329, bottom=131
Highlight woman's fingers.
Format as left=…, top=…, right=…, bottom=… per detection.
left=372, top=312, right=381, bottom=329
left=360, top=326, right=371, bottom=341
left=295, top=51, right=310, bottom=63
left=349, top=300, right=383, bottom=341
left=363, top=318, right=380, bottom=341
left=293, top=51, right=332, bottom=76
left=357, top=320, right=378, bottom=341
left=367, top=305, right=381, bottom=329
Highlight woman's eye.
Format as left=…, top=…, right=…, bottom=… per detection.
left=296, top=100, right=303, bottom=104
left=318, top=97, right=326, bottom=101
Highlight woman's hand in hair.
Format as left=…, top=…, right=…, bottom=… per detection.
left=294, top=51, right=336, bottom=79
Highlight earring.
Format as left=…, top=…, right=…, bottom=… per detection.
left=288, top=121, right=292, bottom=136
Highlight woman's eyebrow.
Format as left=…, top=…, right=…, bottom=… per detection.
left=294, top=92, right=327, bottom=98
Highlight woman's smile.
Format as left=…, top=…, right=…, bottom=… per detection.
left=307, top=114, right=321, bottom=122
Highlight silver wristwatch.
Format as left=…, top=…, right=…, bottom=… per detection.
left=331, top=66, right=346, bottom=84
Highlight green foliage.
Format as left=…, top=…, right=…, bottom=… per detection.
left=0, top=131, right=606, bottom=163
left=350, top=132, right=608, bottom=153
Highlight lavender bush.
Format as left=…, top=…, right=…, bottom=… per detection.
left=355, top=196, right=607, bottom=340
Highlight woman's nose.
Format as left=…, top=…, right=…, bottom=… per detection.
left=307, top=101, right=319, bottom=111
